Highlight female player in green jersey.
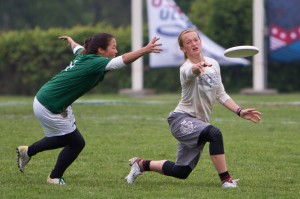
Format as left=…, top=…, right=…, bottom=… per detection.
left=16, top=33, right=162, bottom=185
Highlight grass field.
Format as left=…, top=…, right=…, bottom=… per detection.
left=0, top=94, right=299, bottom=199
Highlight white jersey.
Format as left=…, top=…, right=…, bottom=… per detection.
left=174, top=57, right=230, bottom=123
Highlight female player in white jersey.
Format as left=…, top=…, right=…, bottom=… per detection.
left=16, top=33, right=162, bottom=185
left=125, top=29, right=261, bottom=188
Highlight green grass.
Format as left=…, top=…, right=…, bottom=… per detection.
left=0, top=94, right=299, bottom=199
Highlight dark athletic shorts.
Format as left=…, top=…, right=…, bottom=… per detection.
left=168, top=111, right=210, bottom=169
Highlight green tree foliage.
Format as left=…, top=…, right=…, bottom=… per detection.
left=0, top=0, right=132, bottom=30
left=0, top=0, right=191, bottom=31
left=189, top=0, right=252, bottom=47
left=0, top=0, right=93, bottom=30
left=175, top=0, right=193, bottom=14
left=0, top=24, right=131, bottom=95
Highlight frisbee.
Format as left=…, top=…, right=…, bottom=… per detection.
left=224, top=45, right=259, bottom=58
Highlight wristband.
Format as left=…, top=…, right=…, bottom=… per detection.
left=236, top=108, right=242, bottom=117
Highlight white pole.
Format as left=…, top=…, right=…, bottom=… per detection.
left=253, top=0, right=266, bottom=91
left=131, top=0, right=143, bottom=91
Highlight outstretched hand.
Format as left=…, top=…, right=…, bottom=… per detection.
left=59, top=36, right=80, bottom=50
left=59, top=36, right=73, bottom=46
left=144, top=37, right=163, bottom=54
left=192, top=62, right=212, bottom=76
left=240, top=108, right=262, bottom=123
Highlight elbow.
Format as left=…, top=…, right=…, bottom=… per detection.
left=122, top=55, right=131, bottom=65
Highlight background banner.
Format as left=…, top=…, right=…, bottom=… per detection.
left=268, top=0, right=300, bottom=62
left=147, top=0, right=250, bottom=68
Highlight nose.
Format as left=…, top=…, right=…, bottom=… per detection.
left=192, top=40, right=198, bottom=46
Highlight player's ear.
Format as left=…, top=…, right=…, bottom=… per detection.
left=180, top=46, right=186, bottom=53
left=97, top=47, right=105, bottom=55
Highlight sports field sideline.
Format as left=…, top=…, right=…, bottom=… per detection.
left=0, top=94, right=299, bottom=199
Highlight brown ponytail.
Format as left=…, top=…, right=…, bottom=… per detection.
left=80, top=33, right=114, bottom=54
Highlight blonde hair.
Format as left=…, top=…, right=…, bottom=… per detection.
left=177, top=28, right=204, bottom=61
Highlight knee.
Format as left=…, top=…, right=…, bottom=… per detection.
left=78, top=138, right=85, bottom=151
left=211, top=127, right=223, bottom=142
left=200, top=125, right=223, bottom=143
left=207, top=126, right=224, bottom=155
left=173, top=165, right=192, bottom=179
left=72, top=129, right=86, bottom=151
left=162, top=161, right=192, bottom=179
left=71, top=134, right=85, bottom=152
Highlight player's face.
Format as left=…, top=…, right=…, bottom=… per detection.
left=180, top=31, right=202, bottom=58
left=101, top=38, right=118, bottom=58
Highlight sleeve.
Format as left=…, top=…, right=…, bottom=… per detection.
left=105, top=56, right=126, bottom=70
left=180, top=63, right=197, bottom=83
left=73, top=45, right=84, bottom=55
left=214, top=63, right=231, bottom=104
left=216, top=82, right=231, bottom=104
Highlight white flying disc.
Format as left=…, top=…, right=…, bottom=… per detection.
left=224, top=45, right=259, bottom=58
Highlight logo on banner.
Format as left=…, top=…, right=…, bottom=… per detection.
left=150, top=0, right=194, bottom=37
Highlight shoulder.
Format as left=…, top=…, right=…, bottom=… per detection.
left=79, top=54, right=111, bottom=62
left=205, top=57, right=219, bottom=66
left=75, top=54, right=112, bottom=70
left=180, top=59, right=193, bottom=70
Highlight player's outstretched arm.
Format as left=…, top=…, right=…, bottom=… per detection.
left=223, top=98, right=262, bottom=123
left=59, top=36, right=81, bottom=51
left=121, top=37, right=162, bottom=65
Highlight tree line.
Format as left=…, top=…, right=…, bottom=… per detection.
left=0, top=0, right=299, bottom=94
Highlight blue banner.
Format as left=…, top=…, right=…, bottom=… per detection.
left=268, top=0, right=300, bottom=62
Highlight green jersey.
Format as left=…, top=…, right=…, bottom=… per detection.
left=36, top=49, right=112, bottom=114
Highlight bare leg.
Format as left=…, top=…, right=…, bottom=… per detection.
left=148, top=160, right=167, bottom=174
left=210, top=154, right=228, bottom=173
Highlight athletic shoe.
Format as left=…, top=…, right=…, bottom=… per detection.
left=47, top=175, right=66, bottom=185
left=125, top=157, right=143, bottom=184
left=222, top=178, right=239, bottom=188
left=16, top=146, right=31, bottom=173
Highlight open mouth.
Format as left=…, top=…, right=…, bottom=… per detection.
left=192, top=47, right=199, bottom=52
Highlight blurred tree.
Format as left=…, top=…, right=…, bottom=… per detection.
left=0, top=0, right=93, bottom=30
left=175, top=0, right=193, bottom=14
left=0, top=0, right=194, bottom=31
left=87, top=0, right=131, bottom=27
left=189, top=0, right=252, bottom=47
left=0, top=0, right=135, bottom=30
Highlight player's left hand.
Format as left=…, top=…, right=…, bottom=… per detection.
left=144, top=37, right=163, bottom=53
left=59, top=36, right=74, bottom=46
left=240, top=108, right=261, bottom=123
